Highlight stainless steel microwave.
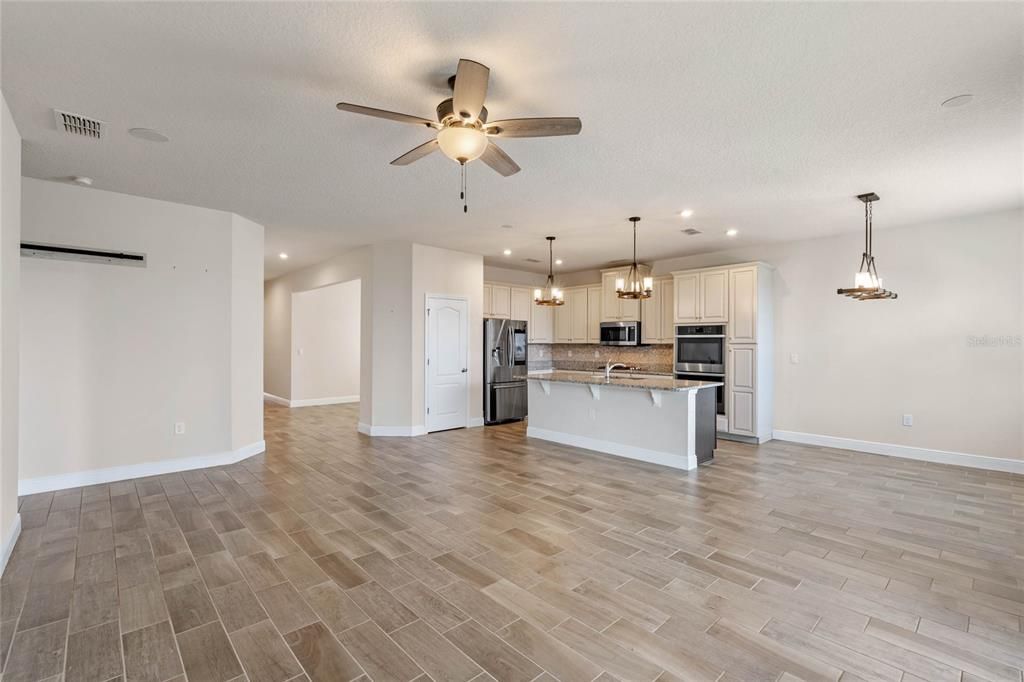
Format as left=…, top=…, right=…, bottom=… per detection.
left=600, top=321, right=642, bottom=346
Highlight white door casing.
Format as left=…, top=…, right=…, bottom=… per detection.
left=426, top=296, right=469, bottom=433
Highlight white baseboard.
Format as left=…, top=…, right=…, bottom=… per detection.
left=18, top=440, right=267, bottom=496
left=263, top=392, right=291, bottom=407
left=290, top=395, right=359, bottom=408
left=1, top=513, right=22, bottom=576
left=772, top=430, right=1024, bottom=475
left=527, top=426, right=696, bottom=471
left=467, top=417, right=485, bottom=428
left=357, top=422, right=428, bottom=437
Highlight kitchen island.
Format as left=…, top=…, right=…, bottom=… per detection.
left=526, top=371, right=721, bottom=470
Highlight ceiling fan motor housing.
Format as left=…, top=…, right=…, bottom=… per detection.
left=436, top=98, right=488, bottom=125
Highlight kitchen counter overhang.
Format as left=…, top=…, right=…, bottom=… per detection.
left=526, top=372, right=721, bottom=471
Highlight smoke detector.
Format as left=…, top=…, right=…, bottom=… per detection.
left=53, top=109, right=106, bottom=139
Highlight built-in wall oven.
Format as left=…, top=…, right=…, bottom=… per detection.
left=675, top=324, right=725, bottom=415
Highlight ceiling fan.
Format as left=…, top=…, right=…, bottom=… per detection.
left=336, top=58, right=582, bottom=211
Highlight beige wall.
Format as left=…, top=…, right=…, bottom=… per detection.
left=19, top=179, right=265, bottom=484
left=291, top=280, right=361, bottom=402
left=1, top=92, right=21, bottom=562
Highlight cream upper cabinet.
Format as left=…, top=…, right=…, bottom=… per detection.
left=601, top=271, right=622, bottom=321
left=529, top=301, right=554, bottom=343
left=673, top=273, right=700, bottom=323
left=483, top=284, right=494, bottom=317
left=601, top=268, right=646, bottom=321
left=586, top=286, right=602, bottom=343
left=659, top=277, right=675, bottom=340
left=642, top=277, right=674, bottom=344
left=490, top=284, right=511, bottom=319
left=728, top=266, right=758, bottom=343
left=700, top=270, right=728, bottom=323
left=554, top=295, right=573, bottom=342
left=510, top=286, right=533, bottom=323
left=570, top=288, right=589, bottom=342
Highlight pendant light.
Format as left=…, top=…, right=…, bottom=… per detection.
left=534, top=236, right=565, bottom=306
left=837, top=193, right=898, bottom=300
left=616, top=216, right=653, bottom=299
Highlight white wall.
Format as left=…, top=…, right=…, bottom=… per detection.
left=19, top=179, right=265, bottom=488
left=654, top=209, right=1022, bottom=461
left=1, top=92, right=22, bottom=567
left=412, top=244, right=484, bottom=428
left=291, top=280, right=360, bottom=403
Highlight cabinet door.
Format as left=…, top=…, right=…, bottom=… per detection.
left=729, top=345, right=756, bottom=391
left=620, top=296, right=640, bottom=322
left=587, top=286, right=602, bottom=343
left=491, top=285, right=511, bottom=319
left=482, top=284, right=493, bottom=318
left=641, top=280, right=661, bottom=343
left=554, top=294, right=573, bottom=342
left=601, top=271, right=621, bottom=321
left=659, top=278, right=675, bottom=340
left=674, top=273, right=700, bottom=323
left=530, top=303, right=554, bottom=343
left=510, top=287, right=532, bottom=323
left=729, top=390, right=755, bottom=435
left=700, top=270, right=728, bottom=322
left=728, top=266, right=757, bottom=343
left=570, top=288, right=589, bottom=342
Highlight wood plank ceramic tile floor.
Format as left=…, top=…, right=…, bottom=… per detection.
left=2, top=402, right=1023, bottom=682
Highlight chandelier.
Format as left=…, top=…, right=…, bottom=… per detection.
left=533, top=236, right=564, bottom=306
left=616, top=217, right=653, bottom=299
left=837, top=193, right=898, bottom=301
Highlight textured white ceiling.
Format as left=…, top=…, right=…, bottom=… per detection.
left=3, top=2, right=1021, bottom=279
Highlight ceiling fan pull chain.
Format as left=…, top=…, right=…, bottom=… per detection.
left=463, top=162, right=468, bottom=213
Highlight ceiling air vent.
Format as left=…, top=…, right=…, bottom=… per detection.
left=21, top=242, right=146, bottom=268
left=523, top=258, right=542, bottom=263
left=53, top=109, right=106, bottom=139
left=682, top=228, right=702, bottom=236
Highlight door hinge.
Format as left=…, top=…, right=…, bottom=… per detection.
left=427, top=407, right=430, bottom=414
left=427, top=357, right=430, bottom=365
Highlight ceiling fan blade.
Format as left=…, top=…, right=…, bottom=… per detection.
left=390, top=139, right=439, bottom=166
left=486, top=117, right=582, bottom=137
left=452, top=59, right=489, bottom=122
left=480, top=141, right=521, bottom=177
left=336, top=102, right=437, bottom=128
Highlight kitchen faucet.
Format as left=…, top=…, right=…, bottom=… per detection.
left=605, top=361, right=628, bottom=380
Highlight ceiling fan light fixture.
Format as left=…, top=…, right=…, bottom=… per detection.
left=437, top=124, right=488, bottom=163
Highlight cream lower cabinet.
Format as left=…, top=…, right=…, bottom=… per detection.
left=727, top=344, right=756, bottom=436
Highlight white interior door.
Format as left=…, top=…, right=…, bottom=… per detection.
left=426, top=296, right=469, bottom=432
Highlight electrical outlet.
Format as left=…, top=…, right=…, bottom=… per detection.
left=594, top=350, right=600, bottom=357
left=588, top=408, right=596, bottom=420
left=567, top=350, right=573, bottom=357
left=790, top=353, right=800, bottom=364
left=902, top=414, right=913, bottom=427
left=174, top=422, right=186, bottom=435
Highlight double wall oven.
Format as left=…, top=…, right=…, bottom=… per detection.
left=675, top=324, right=725, bottom=415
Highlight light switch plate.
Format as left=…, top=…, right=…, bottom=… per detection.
left=790, top=353, right=800, bottom=364
left=174, top=422, right=186, bottom=435
left=902, top=414, right=913, bottom=427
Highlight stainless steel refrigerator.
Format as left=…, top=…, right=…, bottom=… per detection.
left=484, top=318, right=528, bottom=424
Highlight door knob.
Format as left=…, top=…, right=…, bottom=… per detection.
left=461, top=368, right=468, bottom=373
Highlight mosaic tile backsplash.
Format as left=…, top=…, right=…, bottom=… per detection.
left=529, top=343, right=674, bottom=374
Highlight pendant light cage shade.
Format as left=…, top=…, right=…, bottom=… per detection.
left=616, top=217, right=653, bottom=300
left=534, top=236, right=565, bottom=306
left=837, top=193, right=898, bottom=301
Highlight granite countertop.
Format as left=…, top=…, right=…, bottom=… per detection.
left=527, top=370, right=722, bottom=393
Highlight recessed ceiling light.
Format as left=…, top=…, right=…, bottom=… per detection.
left=71, top=176, right=93, bottom=186
left=726, top=228, right=739, bottom=237
left=279, top=253, right=288, bottom=260
left=940, top=94, right=974, bottom=109
left=503, top=249, right=512, bottom=256
left=555, top=259, right=563, bottom=265
left=680, top=209, right=694, bottom=218
left=129, top=127, right=169, bottom=142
